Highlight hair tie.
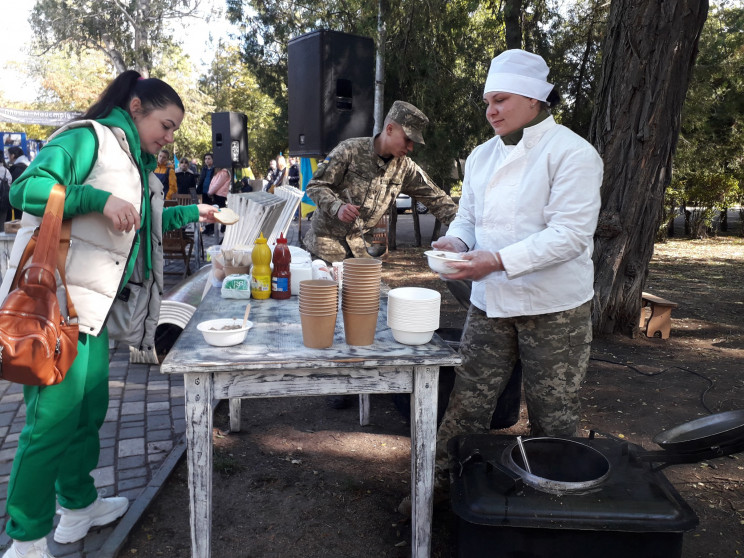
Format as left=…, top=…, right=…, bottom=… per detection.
left=137, top=77, right=145, bottom=81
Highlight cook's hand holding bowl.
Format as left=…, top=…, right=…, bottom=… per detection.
left=424, top=250, right=468, bottom=274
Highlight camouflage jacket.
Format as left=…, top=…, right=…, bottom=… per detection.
left=303, top=137, right=458, bottom=262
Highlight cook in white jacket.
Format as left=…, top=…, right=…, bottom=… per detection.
left=432, top=50, right=603, bottom=484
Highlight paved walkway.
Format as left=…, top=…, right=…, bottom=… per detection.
left=0, top=211, right=442, bottom=557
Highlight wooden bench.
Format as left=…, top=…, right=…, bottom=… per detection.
left=639, top=292, right=678, bottom=339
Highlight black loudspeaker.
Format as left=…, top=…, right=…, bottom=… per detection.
left=211, top=111, right=249, bottom=168
left=288, top=30, right=375, bottom=158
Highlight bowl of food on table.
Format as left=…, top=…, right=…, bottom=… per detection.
left=197, top=318, right=253, bottom=347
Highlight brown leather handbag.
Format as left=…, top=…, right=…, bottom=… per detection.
left=0, top=184, right=79, bottom=385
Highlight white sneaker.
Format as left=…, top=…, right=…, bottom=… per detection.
left=53, top=496, right=129, bottom=544
left=2, top=538, right=56, bottom=558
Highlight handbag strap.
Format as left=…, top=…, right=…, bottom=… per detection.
left=11, top=184, right=77, bottom=322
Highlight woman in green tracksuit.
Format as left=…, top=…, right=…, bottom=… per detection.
left=0, top=71, right=218, bottom=558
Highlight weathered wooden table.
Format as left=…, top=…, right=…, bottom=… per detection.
left=161, top=288, right=461, bottom=558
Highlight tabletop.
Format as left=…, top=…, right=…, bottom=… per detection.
left=161, top=288, right=461, bottom=374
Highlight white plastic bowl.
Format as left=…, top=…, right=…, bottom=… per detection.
left=388, top=287, right=441, bottom=302
left=391, top=328, right=435, bottom=345
left=197, top=318, right=253, bottom=347
left=424, top=250, right=468, bottom=274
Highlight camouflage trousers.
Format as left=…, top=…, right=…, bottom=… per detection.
left=435, top=301, right=592, bottom=473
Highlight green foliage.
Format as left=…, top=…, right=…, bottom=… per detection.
left=224, top=0, right=610, bottom=189
left=199, top=44, right=282, bottom=175
left=671, top=2, right=744, bottom=237
left=544, top=0, right=608, bottom=135
left=151, top=46, right=215, bottom=162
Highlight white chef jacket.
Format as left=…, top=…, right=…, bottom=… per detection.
left=446, top=116, right=603, bottom=318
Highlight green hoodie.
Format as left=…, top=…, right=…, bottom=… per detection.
left=10, top=106, right=198, bottom=280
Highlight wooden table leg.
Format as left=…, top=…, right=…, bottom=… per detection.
left=229, top=398, right=242, bottom=432
left=410, top=365, right=439, bottom=558
left=185, top=372, right=214, bottom=558
left=359, top=394, right=370, bottom=426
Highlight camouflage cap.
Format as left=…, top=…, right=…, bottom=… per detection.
left=386, top=100, right=429, bottom=144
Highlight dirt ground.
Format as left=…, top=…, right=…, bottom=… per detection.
left=121, top=234, right=744, bottom=558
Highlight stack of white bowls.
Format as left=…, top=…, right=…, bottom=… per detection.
left=387, top=287, right=440, bottom=345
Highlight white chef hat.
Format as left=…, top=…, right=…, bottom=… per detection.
left=483, top=49, right=554, bottom=102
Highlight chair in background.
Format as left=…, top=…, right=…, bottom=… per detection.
left=162, top=198, right=195, bottom=277
left=173, top=193, right=204, bottom=263
left=370, top=214, right=389, bottom=257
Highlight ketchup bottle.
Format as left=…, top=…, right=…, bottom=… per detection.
left=271, top=232, right=292, bottom=299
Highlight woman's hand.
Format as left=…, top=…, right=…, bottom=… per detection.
left=196, top=204, right=218, bottom=223
left=441, top=250, right=504, bottom=281
left=103, top=195, right=141, bottom=233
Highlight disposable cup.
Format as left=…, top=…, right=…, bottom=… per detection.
left=342, top=310, right=379, bottom=346
left=300, top=279, right=338, bottom=289
left=299, top=302, right=339, bottom=315
left=343, top=258, right=382, bottom=268
left=300, top=312, right=337, bottom=348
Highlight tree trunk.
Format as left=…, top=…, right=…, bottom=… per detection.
left=374, top=0, right=387, bottom=135
left=589, top=0, right=708, bottom=336
left=504, top=0, right=523, bottom=49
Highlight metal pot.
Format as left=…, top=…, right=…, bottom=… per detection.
left=502, top=437, right=611, bottom=495
left=454, top=409, right=744, bottom=495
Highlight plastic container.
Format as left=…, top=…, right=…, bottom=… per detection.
left=290, top=263, right=312, bottom=295
left=448, top=434, right=698, bottom=558
left=271, top=232, right=291, bottom=299
left=250, top=232, right=272, bottom=299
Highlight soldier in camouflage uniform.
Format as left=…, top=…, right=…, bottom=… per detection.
left=303, top=100, right=458, bottom=262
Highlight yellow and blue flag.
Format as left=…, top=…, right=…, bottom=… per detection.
left=300, top=157, right=318, bottom=218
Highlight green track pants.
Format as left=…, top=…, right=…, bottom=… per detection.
left=5, top=330, right=110, bottom=541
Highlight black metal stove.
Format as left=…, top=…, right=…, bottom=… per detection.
left=448, top=433, right=701, bottom=558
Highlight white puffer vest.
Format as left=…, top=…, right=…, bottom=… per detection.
left=0, top=120, right=165, bottom=350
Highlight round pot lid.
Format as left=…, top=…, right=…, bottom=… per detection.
left=653, top=409, right=744, bottom=453
left=502, top=437, right=611, bottom=495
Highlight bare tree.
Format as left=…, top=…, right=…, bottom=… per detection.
left=589, top=0, right=709, bottom=335
left=30, top=0, right=205, bottom=76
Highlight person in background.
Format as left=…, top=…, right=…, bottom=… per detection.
left=7, top=146, right=29, bottom=183
left=175, top=156, right=197, bottom=197
left=6, top=146, right=30, bottom=222
left=400, top=49, right=603, bottom=515
left=304, top=100, right=458, bottom=409
left=288, top=156, right=300, bottom=188
left=154, top=148, right=177, bottom=200
left=0, top=70, right=217, bottom=558
left=0, top=161, right=12, bottom=226
left=196, top=152, right=216, bottom=233
left=268, top=155, right=289, bottom=193
left=235, top=165, right=255, bottom=192
left=263, top=158, right=278, bottom=191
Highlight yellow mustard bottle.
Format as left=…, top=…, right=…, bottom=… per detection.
left=250, top=232, right=272, bottom=299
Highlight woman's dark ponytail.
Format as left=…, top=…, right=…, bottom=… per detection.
left=78, top=70, right=184, bottom=121
left=544, top=88, right=561, bottom=110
